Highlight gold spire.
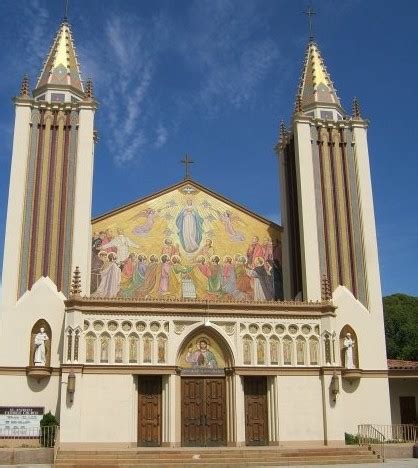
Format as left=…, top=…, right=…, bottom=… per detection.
left=70, top=266, right=81, bottom=296
left=296, top=41, right=342, bottom=113
left=35, top=19, right=84, bottom=94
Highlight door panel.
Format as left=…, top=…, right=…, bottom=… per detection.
left=400, top=396, right=416, bottom=424
left=182, top=378, right=226, bottom=447
left=182, top=378, right=205, bottom=447
left=244, top=377, right=268, bottom=446
left=138, top=376, right=162, bottom=447
left=205, top=378, right=226, bottom=446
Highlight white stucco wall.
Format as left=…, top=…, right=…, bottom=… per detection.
left=277, top=375, right=324, bottom=443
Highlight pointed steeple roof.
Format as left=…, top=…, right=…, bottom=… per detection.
left=35, top=19, right=84, bottom=95
left=296, top=40, right=343, bottom=113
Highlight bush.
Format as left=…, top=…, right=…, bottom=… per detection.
left=40, top=411, right=59, bottom=447
left=345, top=432, right=359, bottom=445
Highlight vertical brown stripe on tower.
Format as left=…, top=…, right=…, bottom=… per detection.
left=56, top=112, right=71, bottom=291
left=317, top=130, right=331, bottom=284
left=28, top=111, right=45, bottom=289
left=328, top=127, right=343, bottom=285
left=285, top=138, right=302, bottom=298
left=340, top=128, right=358, bottom=298
left=42, top=111, right=58, bottom=277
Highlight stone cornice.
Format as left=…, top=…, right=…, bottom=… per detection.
left=12, top=97, right=97, bottom=112
left=65, top=296, right=336, bottom=318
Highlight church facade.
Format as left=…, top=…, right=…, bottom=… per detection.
left=0, top=19, right=392, bottom=448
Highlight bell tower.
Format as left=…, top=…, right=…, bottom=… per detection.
left=278, top=39, right=382, bottom=310
left=1, top=19, right=97, bottom=306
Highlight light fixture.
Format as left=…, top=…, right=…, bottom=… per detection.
left=67, top=370, right=76, bottom=401
left=331, top=371, right=340, bottom=402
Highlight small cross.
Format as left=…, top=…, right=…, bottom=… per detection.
left=304, top=4, right=316, bottom=41
left=64, top=0, right=69, bottom=20
left=181, top=154, right=194, bottom=180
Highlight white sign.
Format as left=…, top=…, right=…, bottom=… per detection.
left=0, top=407, right=44, bottom=437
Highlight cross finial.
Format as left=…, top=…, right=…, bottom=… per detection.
left=64, top=0, right=69, bottom=21
left=304, top=4, right=316, bottom=42
left=181, top=154, right=194, bottom=180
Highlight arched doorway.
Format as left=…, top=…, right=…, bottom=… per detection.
left=177, top=326, right=234, bottom=447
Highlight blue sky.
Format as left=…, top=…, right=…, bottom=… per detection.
left=0, top=0, right=417, bottom=297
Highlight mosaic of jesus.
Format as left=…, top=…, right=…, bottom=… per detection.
left=91, top=183, right=283, bottom=302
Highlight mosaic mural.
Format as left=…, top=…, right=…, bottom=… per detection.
left=178, top=334, right=226, bottom=375
left=91, top=183, right=283, bottom=301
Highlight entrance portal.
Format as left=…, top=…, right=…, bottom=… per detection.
left=182, top=377, right=226, bottom=447
left=244, top=376, right=268, bottom=446
left=138, top=376, right=162, bottom=447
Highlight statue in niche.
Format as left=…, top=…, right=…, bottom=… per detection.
left=283, top=338, right=292, bottom=365
left=270, top=338, right=279, bottom=365
left=34, top=328, right=49, bottom=366
left=243, top=337, right=252, bottom=365
left=343, top=333, right=356, bottom=369
left=257, top=338, right=266, bottom=365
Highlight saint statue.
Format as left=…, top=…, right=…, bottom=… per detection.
left=34, top=327, right=49, bottom=366
left=176, top=199, right=204, bottom=253
left=343, top=333, right=356, bottom=369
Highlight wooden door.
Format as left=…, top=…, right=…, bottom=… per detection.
left=182, top=378, right=226, bottom=447
left=400, top=396, right=416, bottom=424
left=244, top=377, right=268, bottom=446
left=138, top=376, right=162, bottom=447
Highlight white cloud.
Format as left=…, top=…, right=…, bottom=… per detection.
left=178, top=0, right=280, bottom=111
left=79, top=13, right=170, bottom=165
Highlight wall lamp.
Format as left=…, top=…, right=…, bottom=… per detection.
left=331, top=371, right=340, bottom=402
left=67, top=370, right=76, bottom=402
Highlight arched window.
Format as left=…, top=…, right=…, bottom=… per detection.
left=157, top=334, right=167, bottom=364
left=100, top=334, right=110, bottom=363
left=85, top=333, right=96, bottom=363
left=128, top=334, right=139, bottom=363
left=296, top=336, right=306, bottom=365
left=243, top=335, right=253, bottom=365
left=114, top=334, right=125, bottom=363
left=282, top=336, right=293, bottom=365
left=309, top=336, right=320, bottom=365
left=143, top=334, right=153, bottom=363
left=339, top=325, right=359, bottom=368
left=269, top=336, right=280, bottom=365
left=256, top=336, right=266, bottom=365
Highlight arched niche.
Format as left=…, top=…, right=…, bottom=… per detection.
left=339, top=325, right=359, bottom=368
left=177, top=326, right=234, bottom=376
left=29, top=319, right=52, bottom=367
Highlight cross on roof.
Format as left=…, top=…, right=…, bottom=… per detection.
left=181, top=154, right=194, bottom=180
left=304, top=4, right=316, bottom=41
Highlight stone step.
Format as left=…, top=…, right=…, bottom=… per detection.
left=56, top=452, right=376, bottom=461
left=55, top=446, right=380, bottom=467
left=55, top=460, right=381, bottom=468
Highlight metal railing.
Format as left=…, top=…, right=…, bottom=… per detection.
left=0, top=425, right=59, bottom=448
left=358, top=424, right=418, bottom=461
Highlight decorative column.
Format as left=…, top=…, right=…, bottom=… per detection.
left=234, top=374, right=246, bottom=446
left=267, top=376, right=280, bottom=445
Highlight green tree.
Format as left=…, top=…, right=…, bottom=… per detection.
left=383, top=294, right=418, bottom=360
